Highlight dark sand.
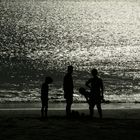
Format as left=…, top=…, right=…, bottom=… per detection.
left=0, top=103, right=140, bottom=140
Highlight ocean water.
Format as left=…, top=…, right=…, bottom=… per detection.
left=0, top=0, right=140, bottom=103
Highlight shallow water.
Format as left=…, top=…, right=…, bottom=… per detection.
left=0, top=102, right=140, bottom=110
left=0, top=0, right=140, bottom=103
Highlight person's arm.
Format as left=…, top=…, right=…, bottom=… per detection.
left=41, top=83, right=44, bottom=96
left=63, top=76, right=66, bottom=98
left=100, top=79, right=104, bottom=100
left=85, top=79, right=91, bottom=89
left=85, top=92, right=91, bottom=104
left=63, top=76, right=65, bottom=91
left=63, top=75, right=69, bottom=99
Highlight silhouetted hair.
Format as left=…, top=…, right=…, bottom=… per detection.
left=67, top=65, right=73, bottom=73
left=91, top=69, right=98, bottom=76
left=68, top=65, right=73, bottom=70
left=45, top=77, right=53, bottom=84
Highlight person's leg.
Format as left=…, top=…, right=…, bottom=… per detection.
left=41, top=106, right=44, bottom=118
left=89, top=103, right=95, bottom=118
left=44, top=102, right=48, bottom=118
left=66, top=101, right=71, bottom=117
left=66, top=99, right=72, bottom=117
left=45, top=107, right=48, bottom=118
left=97, top=103, right=102, bottom=119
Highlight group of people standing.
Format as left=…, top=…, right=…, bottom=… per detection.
left=41, top=66, right=104, bottom=119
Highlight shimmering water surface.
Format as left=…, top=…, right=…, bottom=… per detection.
left=0, top=0, right=140, bottom=103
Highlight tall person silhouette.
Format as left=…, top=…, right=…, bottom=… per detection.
left=86, top=69, right=104, bottom=119
left=63, top=65, right=74, bottom=118
left=41, top=77, right=53, bottom=118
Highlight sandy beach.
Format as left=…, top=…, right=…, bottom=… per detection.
left=0, top=103, right=140, bottom=140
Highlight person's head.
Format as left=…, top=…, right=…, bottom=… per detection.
left=67, top=65, right=73, bottom=74
left=91, top=69, right=98, bottom=77
left=45, top=77, right=53, bottom=84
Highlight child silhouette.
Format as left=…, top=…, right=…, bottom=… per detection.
left=41, top=77, right=53, bottom=118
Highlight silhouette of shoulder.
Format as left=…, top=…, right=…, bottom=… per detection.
left=64, top=73, right=72, bottom=80
left=89, top=77, right=102, bottom=84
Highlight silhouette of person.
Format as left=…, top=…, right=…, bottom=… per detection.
left=86, top=69, right=104, bottom=119
left=63, top=65, right=74, bottom=117
left=41, top=76, right=53, bottom=118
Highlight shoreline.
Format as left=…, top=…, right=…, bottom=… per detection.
left=0, top=102, right=140, bottom=110
left=0, top=108, right=140, bottom=120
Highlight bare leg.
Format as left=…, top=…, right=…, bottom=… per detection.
left=97, top=103, right=102, bottom=119
left=89, top=104, right=95, bottom=118
left=66, top=103, right=71, bottom=117
left=41, top=106, right=44, bottom=118
left=45, top=107, right=48, bottom=118
left=66, top=99, right=72, bottom=118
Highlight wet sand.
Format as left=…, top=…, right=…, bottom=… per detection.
left=0, top=103, right=140, bottom=140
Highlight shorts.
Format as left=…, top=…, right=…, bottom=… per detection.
left=41, top=97, right=48, bottom=107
